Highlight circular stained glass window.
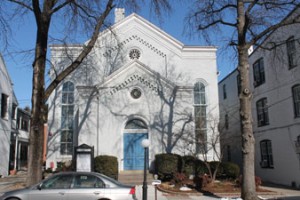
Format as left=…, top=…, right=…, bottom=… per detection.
left=129, top=49, right=141, bottom=60
left=130, top=88, right=142, bottom=99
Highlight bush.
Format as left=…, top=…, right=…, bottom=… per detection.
left=56, top=160, right=72, bottom=172
left=221, top=162, right=240, bottom=179
left=155, top=153, right=182, bottom=181
left=203, top=161, right=240, bottom=180
left=94, top=155, right=118, bottom=180
left=182, top=155, right=196, bottom=177
left=209, top=161, right=222, bottom=177
left=194, top=159, right=208, bottom=176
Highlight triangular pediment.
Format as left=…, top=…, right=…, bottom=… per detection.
left=95, top=59, right=176, bottom=94
left=97, top=13, right=184, bottom=57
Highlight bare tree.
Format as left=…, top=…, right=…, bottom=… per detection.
left=152, top=73, right=194, bottom=153
left=0, top=0, right=171, bottom=186
left=180, top=111, right=222, bottom=183
left=187, top=1, right=300, bottom=199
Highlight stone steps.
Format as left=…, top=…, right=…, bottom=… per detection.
left=118, top=170, right=154, bottom=185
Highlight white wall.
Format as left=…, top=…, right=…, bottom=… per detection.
left=249, top=21, right=300, bottom=187
left=0, top=54, right=14, bottom=177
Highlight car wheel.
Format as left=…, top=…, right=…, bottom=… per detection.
left=7, top=198, right=20, bottom=200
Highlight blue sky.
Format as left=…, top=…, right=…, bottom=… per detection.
left=2, top=2, right=237, bottom=108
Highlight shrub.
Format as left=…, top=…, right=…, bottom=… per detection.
left=94, top=155, right=118, bottom=180
left=221, top=162, right=240, bottom=179
left=182, top=155, right=196, bottom=177
left=203, top=161, right=240, bottom=180
left=209, top=161, right=222, bottom=177
left=155, top=153, right=182, bottom=181
left=194, top=159, right=208, bottom=176
left=56, top=160, right=72, bottom=172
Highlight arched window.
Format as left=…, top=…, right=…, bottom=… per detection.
left=194, top=82, right=207, bottom=153
left=61, top=81, right=74, bottom=155
left=194, top=82, right=206, bottom=105
left=125, top=119, right=147, bottom=129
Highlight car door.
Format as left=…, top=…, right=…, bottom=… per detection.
left=65, top=174, right=107, bottom=200
left=29, top=174, right=73, bottom=200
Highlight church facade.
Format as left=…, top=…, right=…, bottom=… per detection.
left=46, top=9, right=220, bottom=172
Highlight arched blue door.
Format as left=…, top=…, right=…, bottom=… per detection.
left=123, top=119, right=148, bottom=170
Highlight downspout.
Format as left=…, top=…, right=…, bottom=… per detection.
left=97, top=96, right=100, bottom=155
left=14, top=132, right=19, bottom=171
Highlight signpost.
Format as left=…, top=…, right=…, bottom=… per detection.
left=152, top=179, right=161, bottom=200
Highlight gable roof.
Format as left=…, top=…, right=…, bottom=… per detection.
left=93, top=12, right=216, bottom=59
left=50, top=11, right=217, bottom=60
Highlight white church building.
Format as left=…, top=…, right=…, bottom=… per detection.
left=46, top=9, right=220, bottom=172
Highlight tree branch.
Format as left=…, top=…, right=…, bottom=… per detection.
left=50, top=0, right=74, bottom=15
left=7, top=0, right=33, bottom=11
left=44, top=0, right=115, bottom=100
left=198, top=19, right=236, bottom=30
left=32, top=0, right=42, bottom=24
left=249, top=12, right=300, bottom=46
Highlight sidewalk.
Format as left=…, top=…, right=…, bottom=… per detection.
left=1, top=172, right=300, bottom=200
left=135, top=184, right=300, bottom=200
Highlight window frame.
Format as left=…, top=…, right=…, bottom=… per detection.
left=256, top=97, right=269, bottom=127
left=194, top=82, right=207, bottom=153
left=225, top=114, right=229, bottom=129
left=60, top=81, right=75, bottom=155
left=1, top=93, right=9, bottom=120
left=223, top=84, right=227, bottom=99
left=260, top=140, right=274, bottom=168
left=253, top=58, right=265, bottom=87
left=292, top=84, right=300, bottom=118
left=286, top=36, right=297, bottom=69
left=11, top=103, right=17, bottom=120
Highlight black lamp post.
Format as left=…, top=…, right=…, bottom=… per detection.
left=141, top=139, right=150, bottom=200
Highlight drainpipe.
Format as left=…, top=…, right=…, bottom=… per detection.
left=14, top=132, right=19, bottom=171
left=97, top=96, right=100, bottom=155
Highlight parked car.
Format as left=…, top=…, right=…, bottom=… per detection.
left=0, top=171, right=137, bottom=200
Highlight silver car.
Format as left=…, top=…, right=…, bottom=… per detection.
left=0, top=172, right=137, bottom=200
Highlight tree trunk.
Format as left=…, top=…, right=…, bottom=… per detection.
left=27, top=13, right=50, bottom=186
left=238, top=47, right=257, bottom=200
left=237, top=1, right=257, bottom=199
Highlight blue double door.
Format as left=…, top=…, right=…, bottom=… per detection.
left=123, top=133, right=148, bottom=170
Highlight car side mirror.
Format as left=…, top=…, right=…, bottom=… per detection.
left=105, top=184, right=110, bottom=188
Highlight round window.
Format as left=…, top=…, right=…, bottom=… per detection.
left=130, top=88, right=142, bottom=99
left=129, top=49, right=141, bottom=60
